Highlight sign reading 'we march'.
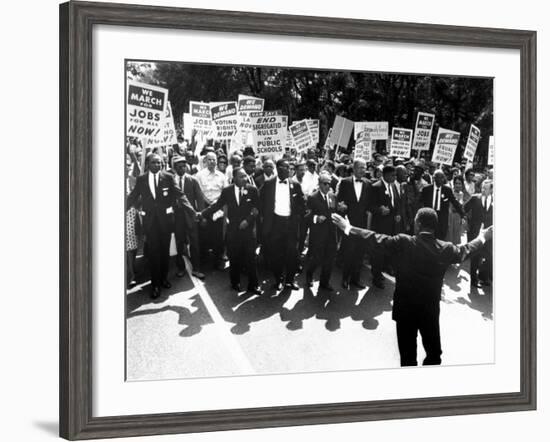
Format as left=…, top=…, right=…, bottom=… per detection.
left=126, top=80, right=168, bottom=138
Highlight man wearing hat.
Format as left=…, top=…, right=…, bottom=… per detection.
left=173, top=156, right=207, bottom=279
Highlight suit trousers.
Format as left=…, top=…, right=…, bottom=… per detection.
left=175, top=221, right=201, bottom=271
left=199, top=216, right=224, bottom=263
left=395, top=315, right=442, bottom=366
left=227, top=230, right=258, bottom=289
left=268, top=215, right=299, bottom=283
left=144, top=215, right=171, bottom=288
left=340, top=234, right=367, bottom=283
left=306, top=233, right=337, bottom=285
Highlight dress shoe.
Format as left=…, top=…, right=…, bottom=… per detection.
left=231, top=283, right=241, bottom=292
left=341, top=280, right=351, bottom=290
left=247, top=286, right=263, bottom=296
left=319, top=283, right=335, bottom=292
left=273, top=280, right=283, bottom=291
left=192, top=270, right=206, bottom=280
left=176, top=270, right=186, bottom=278
left=351, top=280, right=366, bottom=289
left=285, top=281, right=300, bottom=290
left=373, top=278, right=385, bottom=289
left=161, top=280, right=171, bottom=289
left=151, top=286, right=161, bottom=299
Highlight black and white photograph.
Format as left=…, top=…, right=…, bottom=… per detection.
left=124, top=59, right=495, bottom=380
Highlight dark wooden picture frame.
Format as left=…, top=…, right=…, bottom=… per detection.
left=59, top=1, right=537, bottom=439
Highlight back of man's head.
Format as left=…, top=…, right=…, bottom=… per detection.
left=415, top=208, right=438, bottom=233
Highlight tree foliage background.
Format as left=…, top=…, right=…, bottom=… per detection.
left=127, top=61, right=493, bottom=165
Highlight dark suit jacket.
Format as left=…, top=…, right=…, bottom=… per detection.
left=336, top=176, right=371, bottom=228
left=464, top=194, right=493, bottom=237
left=174, top=173, right=206, bottom=231
left=362, top=231, right=484, bottom=321
left=127, top=171, right=195, bottom=236
left=306, top=190, right=338, bottom=249
left=420, top=184, right=464, bottom=235
left=260, top=177, right=305, bottom=237
left=202, top=184, right=259, bottom=239
left=370, top=180, right=401, bottom=235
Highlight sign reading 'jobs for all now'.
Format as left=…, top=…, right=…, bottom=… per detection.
left=189, top=101, right=212, bottom=135
left=126, top=80, right=168, bottom=138
left=412, top=112, right=435, bottom=151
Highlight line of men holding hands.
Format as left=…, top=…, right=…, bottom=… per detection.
left=127, top=150, right=494, bottom=302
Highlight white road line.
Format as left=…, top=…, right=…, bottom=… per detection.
left=184, top=257, right=255, bottom=375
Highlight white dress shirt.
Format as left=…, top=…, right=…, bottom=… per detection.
left=274, top=178, right=291, bottom=216
left=481, top=195, right=492, bottom=211
left=432, top=185, right=442, bottom=211
left=234, top=185, right=243, bottom=205
left=381, top=178, right=395, bottom=208
left=353, top=178, right=363, bottom=201
left=302, top=171, right=319, bottom=196
left=148, top=171, right=159, bottom=199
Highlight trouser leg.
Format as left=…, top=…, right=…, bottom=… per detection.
left=396, top=319, right=419, bottom=366
left=419, top=315, right=442, bottom=365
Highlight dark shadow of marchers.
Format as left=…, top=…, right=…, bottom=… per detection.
left=229, top=287, right=293, bottom=335
left=33, top=421, right=58, bottom=436
left=315, top=289, right=360, bottom=332
left=280, top=286, right=326, bottom=331
left=456, top=287, right=493, bottom=321
left=443, top=263, right=469, bottom=293
left=126, top=296, right=214, bottom=337
left=350, top=284, right=393, bottom=331
left=126, top=268, right=196, bottom=314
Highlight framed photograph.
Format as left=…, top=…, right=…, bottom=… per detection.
left=60, top=1, right=536, bottom=439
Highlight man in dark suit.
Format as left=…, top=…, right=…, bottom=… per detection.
left=420, top=170, right=464, bottom=240
left=370, top=165, right=402, bottom=288
left=332, top=208, right=492, bottom=366
left=172, top=156, right=207, bottom=280
left=464, top=179, right=494, bottom=288
left=260, top=159, right=305, bottom=290
left=201, top=167, right=262, bottom=294
left=335, top=158, right=371, bottom=290
left=305, top=171, right=338, bottom=291
left=127, top=154, right=197, bottom=298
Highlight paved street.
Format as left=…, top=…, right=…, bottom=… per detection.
left=126, top=253, right=493, bottom=381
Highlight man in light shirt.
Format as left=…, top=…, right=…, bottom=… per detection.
left=302, top=159, right=319, bottom=196
left=195, top=152, right=228, bottom=269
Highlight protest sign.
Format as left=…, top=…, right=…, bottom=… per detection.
left=431, top=128, right=461, bottom=165
left=250, top=114, right=288, bottom=159
left=463, top=124, right=481, bottom=162
left=306, top=119, right=320, bottom=144
left=147, top=101, right=177, bottom=148
left=236, top=94, right=265, bottom=143
left=329, top=116, right=354, bottom=148
left=354, top=121, right=388, bottom=140
left=189, top=101, right=212, bottom=136
left=354, top=133, right=373, bottom=162
left=182, top=112, right=192, bottom=140
left=488, top=135, right=495, bottom=166
left=389, top=128, right=413, bottom=158
left=290, top=120, right=314, bottom=152
left=412, top=112, right=435, bottom=151
left=126, top=80, right=168, bottom=138
left=210, top=101, right=238, bottom=140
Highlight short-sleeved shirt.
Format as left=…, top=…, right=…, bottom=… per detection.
left=196, top=168, right=227, bottom=205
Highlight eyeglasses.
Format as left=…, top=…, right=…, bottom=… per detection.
left=320, top=182, right=331, bottom=186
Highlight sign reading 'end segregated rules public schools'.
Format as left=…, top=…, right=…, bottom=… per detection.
left=354, top=121, right=389, bottom=141
left=390, top=128, right=413, bottom=158
left=463, top=124, right=481, bottom=162
left=250, top=112, right=288, bottom=159
left=432, top=128, right=461, bottom=165
left=412, top=112, right=435, bottom=151
left=126, top=80, right=168, bottom=138
left=189, top=101, right=212, bottom=136
left=210, top=101, right=238, bottom=141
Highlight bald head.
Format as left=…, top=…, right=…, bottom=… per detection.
left=433, top=169, right=446, bottom=187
